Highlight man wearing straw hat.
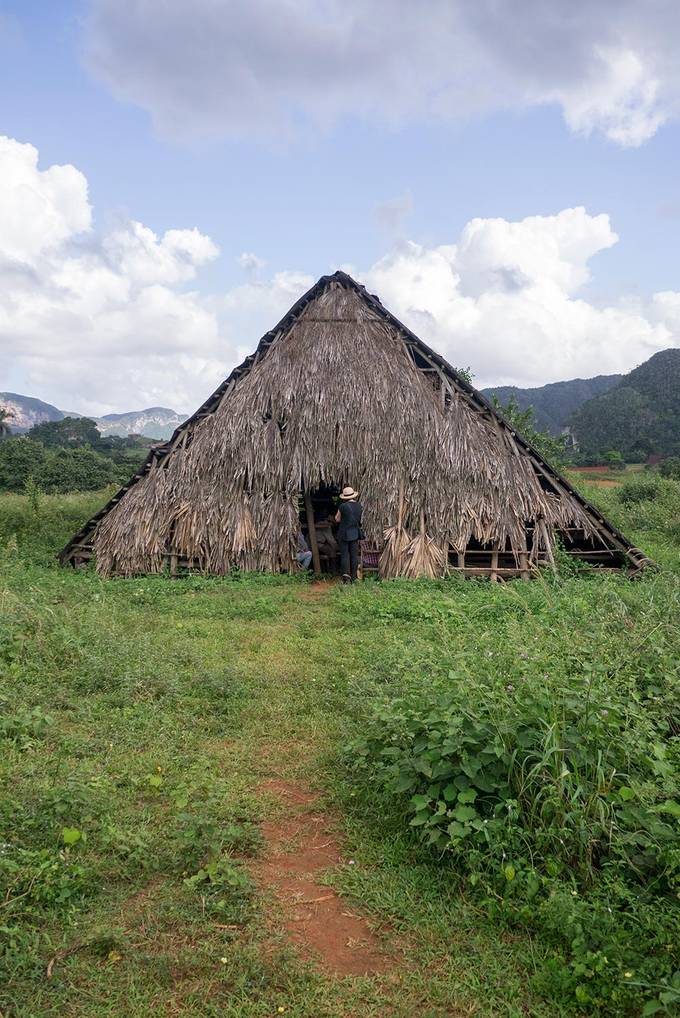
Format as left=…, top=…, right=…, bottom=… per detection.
left=334, top=486, right=363, bottom=583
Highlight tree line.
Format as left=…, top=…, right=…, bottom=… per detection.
left=0, top=414, right=151, bottom=493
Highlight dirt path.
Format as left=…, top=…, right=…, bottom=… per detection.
left=253, top=778, right=399, bottom=976
left=232, top=587, right=405, bottom=980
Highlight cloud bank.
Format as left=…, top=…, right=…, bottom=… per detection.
left=83, top=0, right=680, bottom=145
left=0, top=137, right=678, bottom=415
left=362, top=208, right=671, bottom=386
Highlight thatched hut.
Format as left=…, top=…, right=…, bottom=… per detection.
left=60, top=272, right=649, bottom=579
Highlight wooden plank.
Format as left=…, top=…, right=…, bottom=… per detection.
left=450, top=566, right=524, bottom=576
left=460, top=548, right=508, bottom=558
left=303, top=489, right=322, bottom=576
left=563, top=549, right=619, bottom=557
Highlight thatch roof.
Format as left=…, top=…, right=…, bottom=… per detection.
left=60, top=271, right=649, bottom=578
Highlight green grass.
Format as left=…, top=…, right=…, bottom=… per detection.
left=566, top=463, right=647, bottom=486
left=0, top=487, right=678, bottom=1016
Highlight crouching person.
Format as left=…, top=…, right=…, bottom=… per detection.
left=296, top=531, right=312, bottom=570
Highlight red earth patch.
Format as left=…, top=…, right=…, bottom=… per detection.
left=253, top=778, right=397, bottom=977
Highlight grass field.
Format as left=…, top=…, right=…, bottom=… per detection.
left=567, top=464, right=646, bottom=488
left=1, top=482, right=678, bottom=1017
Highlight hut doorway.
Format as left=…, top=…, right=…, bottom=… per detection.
left=300, top=483, right=342, bottom=574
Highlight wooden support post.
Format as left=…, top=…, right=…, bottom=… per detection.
left=518, top=534, right=530, bottom=581
left=537, top=518, right=557, bottom=573
left=490, top=548, right=499, bottom=582
left=457, top=550, right=465, bottom=571
left=303, top=489, right=322, bottom=576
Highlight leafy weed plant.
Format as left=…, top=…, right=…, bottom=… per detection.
left=344, top=565, right=680, bottom=1014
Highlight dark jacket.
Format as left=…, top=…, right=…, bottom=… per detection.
left=336, top=500, right=363, bottom=542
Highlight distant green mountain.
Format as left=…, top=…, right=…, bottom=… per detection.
left=570, top=349, right=680, bottom=459
left=481, top=374, right=621, bottom=435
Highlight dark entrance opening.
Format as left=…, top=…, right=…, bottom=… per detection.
left=300, top=482, right=342, bottom=574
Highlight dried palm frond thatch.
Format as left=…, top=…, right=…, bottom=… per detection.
left=59, top=272, right=650, bottom=579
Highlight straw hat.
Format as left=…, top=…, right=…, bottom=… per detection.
left=339, top=485, right=358, bottom=501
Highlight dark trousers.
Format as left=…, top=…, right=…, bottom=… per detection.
left=340, top=539, right=359, bottom=580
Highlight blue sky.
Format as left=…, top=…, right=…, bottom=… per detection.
left=1, top=0, right=680, bottom=413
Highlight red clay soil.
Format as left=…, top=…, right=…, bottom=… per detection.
left=253, top=778, right=396, bottom=977
left=297, top=578, right=338, bottom=599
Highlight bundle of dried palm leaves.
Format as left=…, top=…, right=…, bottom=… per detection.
left=402, top=509, right=447, bottom=579
left=232, top=501, right=258, bottom=571
left=380, top=482, right=410, bottom=578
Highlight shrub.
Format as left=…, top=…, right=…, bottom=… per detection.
left=38, top=446, right=117, bottom=493
left=618, top=476, right=663, bottom=504
left=0, top=438, right=46, bottom=491
left=348, top=673, right=680, bottom=1014
left=0, top=436, right=141, bottom=494
left=604, top=450, right=626, bottom=471
left=659, top=457, right=680, bottom=481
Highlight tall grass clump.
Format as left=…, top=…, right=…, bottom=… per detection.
left=0, top=488, right=113, bottom=567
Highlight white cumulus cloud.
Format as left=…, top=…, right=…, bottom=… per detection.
left=103, top=223, right=219, bottom=287
left=555, top=47, right=668, bottom=146
left=0, top=136, right=91, bottom=263
left=363, top=208, right=674, bottom=386
left=237, top=252, right=267, bottom=274
left=0, top=136, right=223, bottom=415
